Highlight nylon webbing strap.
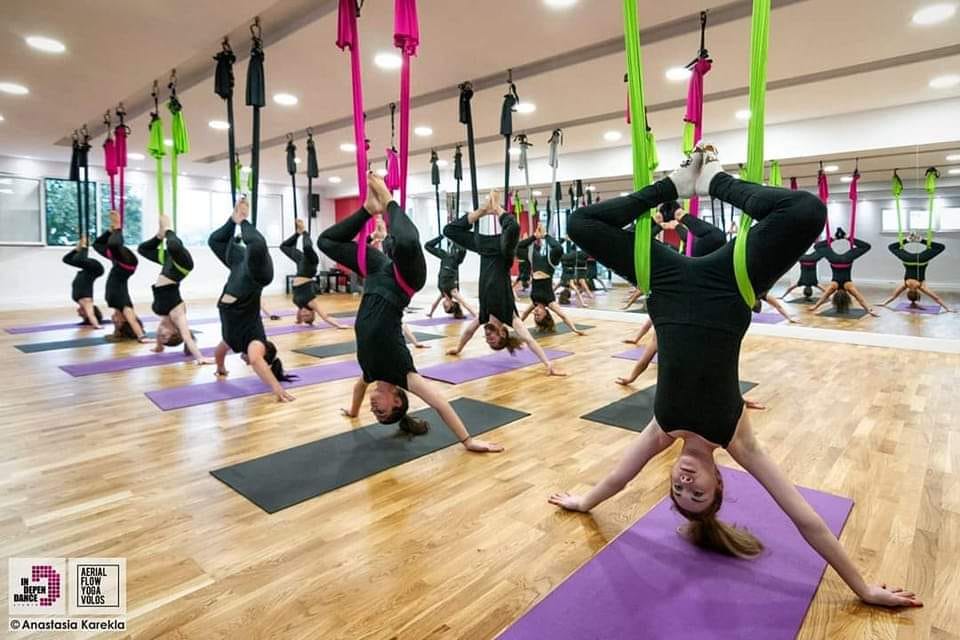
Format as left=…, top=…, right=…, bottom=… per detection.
left=924, top=167, right=938, bottom=248
left=892, top=171, right=904, bottom=246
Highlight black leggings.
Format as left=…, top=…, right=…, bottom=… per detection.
left=94, top=229, right=138, bottom=270
left=569, top=174, right=826, bottom=296
left=317, top=204, right=427, bottom=291
left=280, top=232, right=319, bottom=277
left=208, top=218, right=274, bottom=290
left=138, top=230, right=194, bottom=281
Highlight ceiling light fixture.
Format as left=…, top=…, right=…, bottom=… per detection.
left=841, top=176, right=853, bottom=183
left=273, top=93, right=298, bottom=106
left=339, top=143, right=357, bottom=153
left=822, top=164, right=839, bottom=172
left=208, top=120, right=230, bottom=130
left=946, top=153, right=960, bottom=161
left=0, top=114, right=4, bottom=122
left=603, top=130, right=622, bottom=142
left=735, top=109, right=751, bottom=121
left=665, top=66, right=692, bottom=82
left=948, top=168, right=960, bottom=175
left=544, top=0, right=577, bottom=8
left=374, top=52, right=402, bottom=70
left=586, top=185, right=596, bottom=192
left=240, top=166, right=252, bottom=174
left=294, top=158, right=301, bottom=164
left=911, top=3, right=957, bottom=25
left=0, top=188, right=13, bottom=195
left=375, top=168, right=388, bottom=177
left=25, top=35, right=66, bottom=54
left=328, top=176, right=342, bottom=184
left=437, top=159, right=448, bottom=167
left=532, top=190, right=543, bottom=196
left=515, top=102, right=536, bottom=114
left=0, top=82, right=29, bottom=95
left=414, top=126, right=433, bottom=136
left=929, top=74, right=960, bottom=89
left=163, top=138, right=173, bottom=147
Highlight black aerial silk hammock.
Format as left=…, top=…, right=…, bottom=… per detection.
left=214, top=38, right=238, bottom=206
left=499, top=72, right=519, bottom=210
left=430, top=149, right=441, bottom=236
left=285, top=135, right=298, bottom=227
left=246, top=18, right=266, bottom=226
left=306, top=129, right=319, bottom=235
left=458, top=81, right=479, bottom=211
left=453, top=144, right=463, bottom=220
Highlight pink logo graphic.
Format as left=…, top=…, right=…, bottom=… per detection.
left=30, top=565, right=61, bottom=607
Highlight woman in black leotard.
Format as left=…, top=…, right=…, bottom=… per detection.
left=209, top=200, right=295, bottom=402
left=92, top=211, right=148, bottom=341
left=881, top=232, right=951, bottom=312
left=517, top=223, right=585, bottom=335
left=280, top=219, right=349, bottom=329
left=779, top=245, right=825, bottom=301
left=442, top=191, right=566, bottom=377
left=137, top=214, right=211, bottom=364
left=810, top=229, right=877, bottom=316
left=424, top=235, right=476, bottom=319
left=318, top=173, right=502, bottom=452
left=549, top=146, right=919, bottom=609
left=62, top=236, right=104, bottom=328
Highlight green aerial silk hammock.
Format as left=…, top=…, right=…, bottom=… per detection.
left=147, top=99, right=166, bottom=218
left=732, top=0, right=771, bottom=309
left=924, top=167, right=938, bottom=248
left=892, top=170, right=905, bottom=246
left=767, top=159, right=782, bottom=187
left=168, top=91, right=190, bottom=229
left=623, top=0, right=653, bottom=293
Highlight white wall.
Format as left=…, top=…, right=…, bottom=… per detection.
left=0, top=156, right=336, bottom=309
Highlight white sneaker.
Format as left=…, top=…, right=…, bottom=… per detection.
left=695, top=143, right=724, bottom=197
left=667, top=150, right=703, bottom=199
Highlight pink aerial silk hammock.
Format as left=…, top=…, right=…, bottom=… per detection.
left=103, top=133, right=117, bottom=212
left=682, top=57, right=712, bottom=256
left=817, top=167, right=831, bottom=243
left=848, top=169, right=860, bottom=241
left=385, top=149, right=400, bottom=192
left=115, top=122, right=128, bottom=224
left=789, top=177, right=798, bottom=191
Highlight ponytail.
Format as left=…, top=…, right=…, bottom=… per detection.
left=503, top=332, right=523, bottom=354
left=534, top=309, right=556, bottom=333
left=833, top=289, right=851, bottom=314
left=398, top=415, right=430, bottom=437
left=670, top=477, right=764, bottom=560
left=270, top=357, right=298, bottom=383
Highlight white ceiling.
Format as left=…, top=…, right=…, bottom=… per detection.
left=1, top=0, right=958, bottom=189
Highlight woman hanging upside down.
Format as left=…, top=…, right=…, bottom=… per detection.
left=550, top=144, right=919, bottom=608
left=810, top=229, right=878, bottom=316
left=209, top=200, right=296, bottom=402
left=137, top=214, right=212, bottom=364
left=319, top=173, right=502, bottom=453
left=442, top=191, right=567, bottom=377
left=518, top=223, right=585, bottom=336
left=280, top=219, right=349, bottom=329
left=424, top=234, right=476, bottom=319
left=93, top=211, right=148, bottom=341
left=881, top=233, right=951, bottom=312
left=779, top=245, right=825, bottom=301
left=62, top=235, right=104, bottom=328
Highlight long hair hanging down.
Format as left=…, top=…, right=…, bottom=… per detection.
left=669, top=473, right=764, bottom=559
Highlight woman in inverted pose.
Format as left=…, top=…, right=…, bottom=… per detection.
left=557, top=242, right=588, bottom=307
left=550, top=145, right=919, bottom=608
left=280, top=219, right=350, bottom=328
left=442, top=192, right=566, bottom=377
left=93, top=211, right=148, bottom=341
left=62, top=235, right=104, bottom=328
left=424, top=234, right=476, bottom=319
left=209, top=200, right=295, bottom=402
left=779, top=245, right=825, bottom=301
left=810, top=229, right=878, bottom=316
left=320, top=173, right=501, bottom=453
left=518, top=223, right=585, bottom=336
left=136, top=214, right=212, bottom=364
left=880, top=232, right=951, bottom=312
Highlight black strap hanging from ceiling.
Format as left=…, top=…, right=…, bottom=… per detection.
left=69, top=130, right=83, bottom=239
left=430, top=149, right=441, bottom=238
left=499, top=69, right=519, bottom=211
left=79, top=125, right=92, bottom=240
left=453, top=144, right=463, bottom=221
left=285, top=134, right=298, bottom=227
left=246, top=17, right=266, bottom=226
left=306, top=128, right=318, bottom=235
left=458, top=81, right=479, bottom=211
left=214, top=37, right=238, bottom=206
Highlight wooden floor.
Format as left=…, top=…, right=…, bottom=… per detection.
left=1, top=292, right=958, bottom=640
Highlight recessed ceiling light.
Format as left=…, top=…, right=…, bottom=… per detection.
left=294, top=158, right=301, bottom=164
left=665, top=66, right=692, bottom=82
left=374, top=52, right=402, bottom=70
left=375, top=168, right=388, bottom=177
left=0, top=188, right=13, bottom=195
left=532, top=190, right=543, bottom=196
left=209, top=120, right=230, bottom=130
left=929, top=74, right=960, bottom=89
left=273, top=93, right=298, bottom=106
left=841, top=175, right=853, bottom=183
left=437, top=159, right=448, bottom=167
left=619, top=191, right=630, bottom=197
left=414, top=126, right=433, bottom=137
left=586, top=185, right=596, bottom=192
left=339, top=143, right=357, bottom=153
left=603, top=130, right=623, bottom=142
left=948, top=168, right=960, bottom=175
left=240, top=166, right=252, bottom=174
left=163, top=138, right=173, bottom=147
left=515, top=102, right=536, bottom=114
left=328, top=176, right=342, bottom=184
left=946, top=153, right=960, bottom=161
left=0, top=114, right=6, bottom=122
left=544, top=0, right=577, bottom=8
left=509, top=147, right=521, bottom=156
left=912, top=3, right=957, bottom=25
left=25, top=35, right=66, bottom=54
left=128, top=153, right=145, bottom=161
left=735, top=109, right=751, bottom=120
left=822, top=164, right=839, bottom=172
left=0, top=82, right=29, bottom=96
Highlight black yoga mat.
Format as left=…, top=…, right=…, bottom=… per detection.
left=785, top=297, right=817, bottom=305
left=817, top=307, right=868, bottom=319
left=294, top=331, right=443, bottom=359
left=529, top=323, right=593, bottom=337
left=15, top=332, right=165, bottom=353
left=582, top=381, right=758, bottom=432
left=211, top=397, right=529, bottom=513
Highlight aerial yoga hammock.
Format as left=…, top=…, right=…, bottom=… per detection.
left=385, top=103, right=401, bottom=192
left=430, top=149, right=441, bottom=235
left=547, top=128, right=563, bottom=237
left=516, top=132, right=534, bottom=232
left=214, top=38, right=239, bottom=206
left=285, top=134, right=299, bottom=228
left=680, top=11, right=712, bottom=256
left=146, top=72, right=190, bottom=228
left=306, top=129, right=319, bottom=234
left=500, top=71, right=520, bottom=215
left=453, top=144, right=463, bottom=219
left=69, top=127, right=92, bottom=241
left=247, top=18, right=266, bottom=226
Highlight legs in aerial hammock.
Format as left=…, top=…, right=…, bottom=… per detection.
left=62, top=236, right=104, bottom=328
left=93, top=211, right=147, bottom=341
left=282, top=219, right=347, bottom=329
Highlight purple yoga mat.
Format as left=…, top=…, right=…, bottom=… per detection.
left=420, top=349, right=572, bottom=384
left=145, top=360, right=362, bottom=411
left=500, top=468, right=853, bottom=640
left=893, top=302, right=941, bottom=315
left=406, top=316, right=466, bottom=327
left=612, top=348, right=657, bottom=364
left=60, top=320, right=356, bottom=377
left=752, top=311, right=785, bottom=324
left=4, top=309, right=301, bottom=335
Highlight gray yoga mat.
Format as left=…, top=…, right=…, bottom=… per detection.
left=582, top=381, right=758, bottom=432
left=15, top=332, right=166, bottom=353
left=817, top=307, right=869, bottom=319
left=528, top=323, right=593, bottom=337
left=210, top=397, right=528, bottom=513
left=294, top=331, right=443, bottom=359
left=786, top=296, right=817, bottom=305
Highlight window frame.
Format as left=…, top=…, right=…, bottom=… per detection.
left=0, top=174, right=44, bottom=246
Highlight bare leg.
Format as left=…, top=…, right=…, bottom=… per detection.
left=520, top=303, right=535, bottom=321
left=308, top=299, right=348, bottom=329
left=548, top=301, right=585, bottom=335
left=122, top=306, right=148, bottom=341
left=764, top=295, right=797, bottom=323
left=919, top=284, right=952, bottom=312
left=79, top=298, right=101, bottom=328
left=616, top=333, right=658, bottom=385
left=779, top=283, right=799, bottom=300
left=880, top=283, right=907, bottom=307
left=811, top=282, right=838, bottom=313
left=845, top=283, right=879, bottom=317
left=450, top=289, right=477, bottom=317
left=427, top=293, right=444, bottom=318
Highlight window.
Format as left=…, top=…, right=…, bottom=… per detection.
left=99, top=183, right=144, bottom=244
left=937, top=207, right=960, bottom=231
left=881, top=206, right=958, bottom=234
left=178, top=189, right=215, bottom=246
left=0, top=176, right=42, bottom=244
left=44, top=178, right=97, bottom=246
left=256, top=194, right=286, bottom=246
